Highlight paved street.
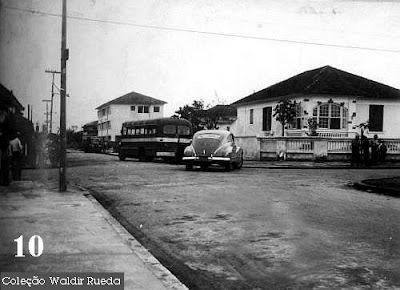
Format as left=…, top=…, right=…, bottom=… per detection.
left=27, top=151, right=400, bottom=289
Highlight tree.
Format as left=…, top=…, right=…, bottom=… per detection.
left=203, top=105, right=237, bottom=130
left=307, top=118, right=318, bottom=136
left=273, top=99, right=297, bottom=136
left=174, top=100, right=205, bottom=132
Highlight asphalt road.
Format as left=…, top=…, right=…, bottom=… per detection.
left=28, top=152, right=400, bottom=289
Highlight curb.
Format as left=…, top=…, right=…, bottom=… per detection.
left=353, top=181, right=400, bottom=197
left=82, top=189, right=189, bottom=290
left=243, top=165, right=353, bottom=169
left=243, top=164, right=400, bottom=170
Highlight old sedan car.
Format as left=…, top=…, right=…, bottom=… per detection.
left=182, top=130, right=243, bottom=171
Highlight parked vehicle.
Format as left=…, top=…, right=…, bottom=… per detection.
left=82, top=136, right=102, bottom=153
left=182, top=130, right=243, bottom=171
left=117, top=118, right=192, bottom=163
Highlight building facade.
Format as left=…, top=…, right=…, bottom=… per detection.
left=232, top=66, right=400, bottom=139
left=96, top=91, right=166, bottom=142
left=230, top=66, right=400, bottom=160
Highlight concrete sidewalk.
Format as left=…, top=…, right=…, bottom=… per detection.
left=0, top=180, right=188, bottom=290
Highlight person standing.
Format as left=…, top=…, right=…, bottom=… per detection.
left=378, top=140, right=387, bottom=164
left=10, top=132, right=23, bottom=181
left=351, top=134, right=360, bottom=167
left=370, top=134, right=379, bottom=165
left=361, top=133, right=370, bottom=166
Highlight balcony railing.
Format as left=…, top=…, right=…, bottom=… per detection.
left=286, top=129, right=356, bottom=138
left=287, top=139, right=313, bottom=152
left=328, top=140, right=352, bottom=153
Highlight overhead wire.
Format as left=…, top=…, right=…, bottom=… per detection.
left=3, top=5, right=400, bottom=53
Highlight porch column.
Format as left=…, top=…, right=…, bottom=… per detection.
left=276, top=138, right=287, bottom=160
left=313, top=139, right=328, bottom=161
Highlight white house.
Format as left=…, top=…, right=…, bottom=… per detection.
left=230, top=66, right=400, bottom=160
left=232, top=66, right=400, bottom=138
left=96, top=91, right=166, bottom=142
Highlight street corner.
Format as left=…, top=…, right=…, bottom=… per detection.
left=353, top=177, right=400, bottom=197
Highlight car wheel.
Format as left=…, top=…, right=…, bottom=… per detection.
left=224, top=162, right=233, bottom=171
left=119, top=154, right=126, bottom=161
left=235, top=155, right=243, bottom=169
left=185, top=164, right=193, bottom=171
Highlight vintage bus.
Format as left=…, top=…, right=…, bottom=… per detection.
left=117, top=118, right=193, bottom=162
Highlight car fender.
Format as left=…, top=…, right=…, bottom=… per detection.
left=183, top=144, right=195, bottom=156
left=213, top=143, right=233, bottom=157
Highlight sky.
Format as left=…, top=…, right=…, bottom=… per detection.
left=1, top=0, right=400, bottom=131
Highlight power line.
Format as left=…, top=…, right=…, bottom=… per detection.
left=3, top=5, right=400, bottom=53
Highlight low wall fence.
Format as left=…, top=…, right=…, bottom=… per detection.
left=254, top=137, right=400, bottom=161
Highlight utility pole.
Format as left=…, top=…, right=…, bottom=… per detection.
left=42, top=100, right=51, bottom=133
left=45, top=69, right=61, bottom=134
left=60, top=0, right=68, bottom=192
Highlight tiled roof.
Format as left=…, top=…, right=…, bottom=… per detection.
left=206, top=105, right=237, bottom=117
left=82, top=120, right=98, bottom=128
left=96, top=91, right=167, bottom=110
left=232, top=66, right=400, bottom=106
left=0, top=84, right=24, bottom=111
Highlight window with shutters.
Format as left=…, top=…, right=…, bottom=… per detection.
left=369, top=105, right=384, bottom=131
left=262, top=107, right=272, bottom=131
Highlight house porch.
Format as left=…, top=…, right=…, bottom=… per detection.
left=235, top=136, right=400, bottom=162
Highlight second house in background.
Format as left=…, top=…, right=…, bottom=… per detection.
left=96, top=91, right=167, bottom=144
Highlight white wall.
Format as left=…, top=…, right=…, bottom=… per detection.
left=355, top=99, right=400, bottom=138
left=233, top=95, right=384, bottom=138
left=234, top=103, right=274, bottom=137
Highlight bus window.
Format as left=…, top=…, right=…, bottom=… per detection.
left=148, top=127, right=156, bottom=135
left=177, top=125, right=190, bottom=135
left=163, top=125, right=176, bottom=135
left=140, top=128, right=145, bottom=135
left=145, top=127, right=152, bottom=135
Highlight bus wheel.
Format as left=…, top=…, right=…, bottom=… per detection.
left=119, top=154, right=126, bottom=161
left=138, top=149, right=146, bottom=162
